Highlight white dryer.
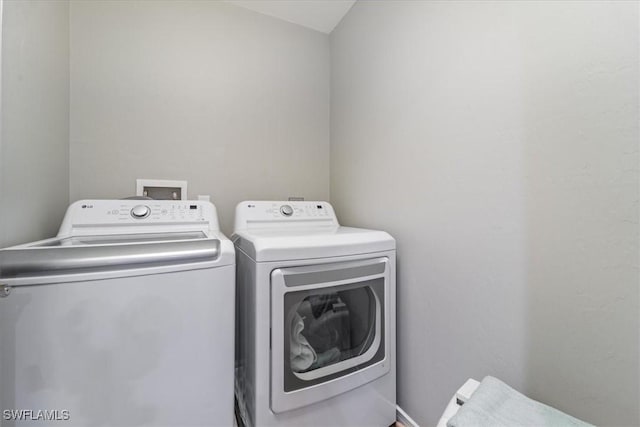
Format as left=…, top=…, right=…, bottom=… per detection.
left=233, top=201, right=396, bottom=427
left=0, top=199, right=235, bottom=426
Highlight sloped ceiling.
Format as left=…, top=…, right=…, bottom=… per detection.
left=225, top=0, right=356, bottom=34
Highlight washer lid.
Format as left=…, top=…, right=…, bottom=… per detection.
left=232, top=226, right=395, bottom=262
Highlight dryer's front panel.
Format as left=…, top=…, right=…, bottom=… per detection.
left=270, top=257, right=390, bottom=413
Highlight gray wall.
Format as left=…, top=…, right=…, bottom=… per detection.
left=0, top=0, right=70, bottom=247
left=69, top=0, right=330, bottom=234
left=330, top=1, right=639, bottom=426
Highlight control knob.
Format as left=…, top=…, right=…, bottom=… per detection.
left=280, top=205, right=294, bottom=217
left=131, top=205, right=151, bottom=219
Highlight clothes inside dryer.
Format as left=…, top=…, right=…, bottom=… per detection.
left=289, top=286, right=376, bottom=373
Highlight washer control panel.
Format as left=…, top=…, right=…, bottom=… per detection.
left=234, top=201, right=338, bottom=230
left=59, top=200, right=221, bottom=229
left=106, top=202, right=205, bottom=222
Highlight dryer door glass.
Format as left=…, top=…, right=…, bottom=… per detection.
left=283, top=278, right=384, bottom=392
left=271, top=257, right=391, bottom=413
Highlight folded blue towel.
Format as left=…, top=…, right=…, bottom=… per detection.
left=447, top=376, right=594, bottom=427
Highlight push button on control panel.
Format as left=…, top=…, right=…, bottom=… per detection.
left=130, top=205, right=151, bottom=219
left=280, top=205, right=294, bottom=217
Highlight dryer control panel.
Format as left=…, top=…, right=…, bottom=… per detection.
left=234, top=201, right=338, bottom=230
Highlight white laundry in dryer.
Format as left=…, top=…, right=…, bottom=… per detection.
left=232, top=201, right=396, bottom=427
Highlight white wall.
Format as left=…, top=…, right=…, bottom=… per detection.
left=330, top=1, right=639, bottom=426
left=69, top=0, right=330, bottom=234
left=0, top=0, right=69, bottom=247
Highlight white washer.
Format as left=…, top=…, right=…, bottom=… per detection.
left=0, top=199, right=235, bottom=427
left=233, top=201, right=396, bottom=427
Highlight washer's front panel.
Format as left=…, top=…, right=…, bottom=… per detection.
left=0, top=267, right=235, bottom=427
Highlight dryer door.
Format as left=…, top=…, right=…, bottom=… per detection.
left=270, top=257, right=390, bottom=413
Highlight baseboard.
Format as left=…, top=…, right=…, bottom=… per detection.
left=397, top=405, right=420, bottom=427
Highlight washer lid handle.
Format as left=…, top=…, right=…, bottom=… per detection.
left=0, top=239, right=220, bottom=278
